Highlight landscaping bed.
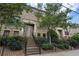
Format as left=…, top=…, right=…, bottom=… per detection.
left=0, top=36, right=24, bottom=51
left=34, top=30, right=79, bottom=51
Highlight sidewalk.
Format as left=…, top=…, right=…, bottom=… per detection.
left=0, top=46, right=3, bottom=56
left=31, top=49, right=79, bottom=56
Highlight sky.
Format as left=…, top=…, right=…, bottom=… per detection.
left=29, top=3, right=79, bottom=24
left=63, top=3, right=79, bottom=24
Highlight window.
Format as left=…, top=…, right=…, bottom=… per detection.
left=65, top=31, right=69, bottom=35
left=43, top=33, right=46, bottom=37
left=58, top=30, right=62, bottom=35
left=14, top=31, right=19, bottom=36
left=4, top=27, right=7, bottom=29
left=37, top=33, right=41, bottom=37
left=3, top=30, right=10, bottom=37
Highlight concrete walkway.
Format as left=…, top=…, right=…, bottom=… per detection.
left=31, top=49, right=79, bottom=56
left=1, top=46, right=79, bottom=56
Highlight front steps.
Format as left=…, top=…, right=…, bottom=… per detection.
left=26, top=37, right=41, bottom=55
left=26, top=47, right=40, bottom=55
left=27, top=37, right=37, bottom=47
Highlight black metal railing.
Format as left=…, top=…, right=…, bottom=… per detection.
left=32, top=34, right=41, bottom=54
left=23, top=37, right=28, bottom=56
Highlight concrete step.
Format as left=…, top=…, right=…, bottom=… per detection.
left=27, top=38, right=37, bottom=47
left=26, top=52, right=40, bottom=55
left=26, top=47, right=40, bottom=55
left=25, top=37, right=40, bottom=55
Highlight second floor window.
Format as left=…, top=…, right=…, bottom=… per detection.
left=3, top=30, right=10, bottom=37
left=65, top=31, right=69, bottom=35
left=14, top=31, right=19, bottom=36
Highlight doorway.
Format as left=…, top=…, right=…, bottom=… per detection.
left=26, top=24, right=34, bottom=38
left=58, top=30, right=63, bottom=38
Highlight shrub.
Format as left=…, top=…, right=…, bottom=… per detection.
left=7, top=36, right=23, bottom=50
left=13, top=36, right=23, bottom=42
left=68, top=39, right=79, bottom=48
left=0, top=36, right=23, bottom=50
left=47, top=29, right=58, bottom=43
left=1, top=37, right=9, bottom=46
left=7, top=40, right=22, bottom=50
left=41, top=43, right=54, bottom=50
left=0, top=36, right=24, bottom=51
left=56, top=40, right=70, bottom=49
left=36, top=37, right=49, bottom=45
left=57, top=43, right=65, bottom=49
left=64, top=43, right=70, bottom=49
left=71, top=34, right=79, bottom=42
left=68, top=34, right=79, bottom=48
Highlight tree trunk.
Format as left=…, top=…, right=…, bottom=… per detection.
left=49, top=35, right=52, bottom=45
left=23, top=26, right=27, bottom=56
left=47, top=27, right=52, bottom=45
left=47, top=27, right=56, bottom=45
left=0, top=24, right=2, bottom=36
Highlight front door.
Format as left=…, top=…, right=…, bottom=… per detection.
left=25, top=24, right=36, bottom=47
left=26, top=25, right=34, bottom=38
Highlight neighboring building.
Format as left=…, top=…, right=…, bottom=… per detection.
left=68, top=27, right=79, bottom=37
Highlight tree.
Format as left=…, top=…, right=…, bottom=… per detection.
left=0, top=3, right=33, bottom=39
left=0, top=3, right=32, bottom=56
left=0, top=3, right=32, bottom=31
left=35, top=3, right=72, bottom=44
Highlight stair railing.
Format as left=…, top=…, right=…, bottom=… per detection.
left=32, top=34, right=41, bottom=54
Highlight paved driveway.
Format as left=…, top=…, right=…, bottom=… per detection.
left=31, top=49, right=79, bottom=56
